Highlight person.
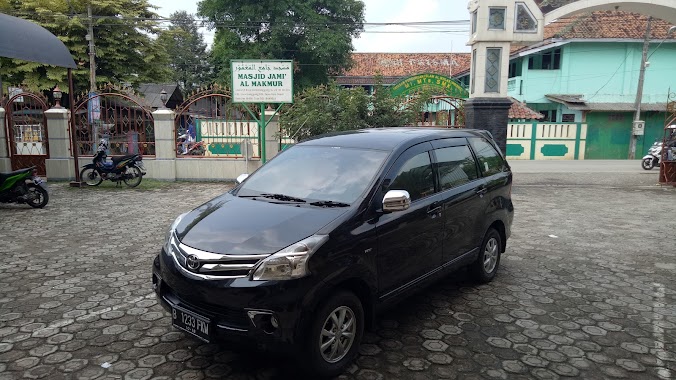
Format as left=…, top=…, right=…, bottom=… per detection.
left=96, top=139, right=113, bottom=169
left=181, top=122, right=196, bottom=154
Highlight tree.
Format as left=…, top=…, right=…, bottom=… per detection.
left=157, top=11, right=212, bottom=92
left=0, top=0, right=171, bottom=92
left=280, top=83, right=369, bottom=141
left=280, top=78, right=426, bottom=141
left=198, top=0, right=364, bottom=91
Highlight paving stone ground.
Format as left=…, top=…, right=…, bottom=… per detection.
left=0, top=170, right=675, bottom=380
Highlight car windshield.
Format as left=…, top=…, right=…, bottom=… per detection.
left=235, top=145, right=389, bottom=204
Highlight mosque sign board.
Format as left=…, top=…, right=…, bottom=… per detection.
left=231, top=60, right=293, bottom=104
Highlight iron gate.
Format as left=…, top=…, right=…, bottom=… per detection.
left=175, top=86, right=260, bottom=158
left=73, top=90, right=154, bottom=157
left=4, top=92, right=49, bottom=175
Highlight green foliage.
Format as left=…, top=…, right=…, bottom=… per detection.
left=0, top=0, right=171, bottom=92
left=366, top=76, right=405, bottom=128
left=280, top=83, right=369, bottom=141
left=280, top=77, right=448, bottom=140
left=198, top=0, right=364, bottom=91
left=157, top=11, right=212, bottom=92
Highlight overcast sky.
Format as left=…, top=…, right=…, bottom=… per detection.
left=148, top=0, right=472, bottom=53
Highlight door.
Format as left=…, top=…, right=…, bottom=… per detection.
left=468, top=135, right=511, bottom=241
left=374, top=142, right=444, bottom=298
left=430, top=138, right=485, bottom=264
left=5, top=93, right=49, bottom=175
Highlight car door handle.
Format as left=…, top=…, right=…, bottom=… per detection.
left=476, top=187, right=488, bottom=196
left=427, top=202, right=442, bottom=216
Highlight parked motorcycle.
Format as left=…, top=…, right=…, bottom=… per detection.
left=0, top=166, right=49, bottom=208
left=176, top=133, right=206, bottom=156
left=641, top=141, right=662, bottom=170
left=80, top=140, right=146, bottom=187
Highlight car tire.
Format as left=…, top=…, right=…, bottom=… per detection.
left=471, top=228, right=502, bottom=283
left=303, top=291, right=364, bottom=378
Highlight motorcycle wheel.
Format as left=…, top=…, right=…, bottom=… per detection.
left=80, top=168, right=103, bottom=186
left=26, top=184, right=49, bottom=208
left=123, top=166, right=143, bottom=188
left=191, top=145, right=205, bottom=156
left=641, top=158, right=653, bottom=170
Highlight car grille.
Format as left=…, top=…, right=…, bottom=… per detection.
left=168, top=234, right=269, bottom=279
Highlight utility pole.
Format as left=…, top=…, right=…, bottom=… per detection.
left=87, top=3, right=96, bottom=92
left=629, top=17, right=652, bottom=160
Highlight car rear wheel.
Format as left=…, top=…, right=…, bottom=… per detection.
left=471, top=228, right=502, bottom=283
left=303, top=291, right=364, bottom=378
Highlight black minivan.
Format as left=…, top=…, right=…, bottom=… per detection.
left=153, top=128, right=513, bottom=377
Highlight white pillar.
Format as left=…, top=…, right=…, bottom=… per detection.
left=45, top=108, right=75, bottom=180
left=152, top=109, right=177, bottom=181
left=264, top=109, right=280, bottom=160
left=0, top=107, right=10, bottom=172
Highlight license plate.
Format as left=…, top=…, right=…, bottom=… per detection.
left=136, top=162, right=146, bottom=170
left=32, top=176, right=44, bottom=185
left=172, top=306, right=211, bottom=342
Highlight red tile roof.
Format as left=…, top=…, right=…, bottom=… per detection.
left=544, top=11, right=676, bottom=40
left=509, top=98, right=544, bottom=120
left=339, top=53, right=471, bottom=78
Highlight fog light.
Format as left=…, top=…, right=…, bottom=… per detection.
left=271, top=315, right=279, bottom=328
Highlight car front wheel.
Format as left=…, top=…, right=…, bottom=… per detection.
left=303, top=291, right=364, bottom=378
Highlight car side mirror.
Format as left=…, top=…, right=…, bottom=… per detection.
left=236, top=173, right=249, bottom=184
left=382, top=190, right=411, bottom=213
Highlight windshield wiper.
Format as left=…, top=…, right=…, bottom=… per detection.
left=309, top=200, right=350, bottom=208
left=260, top=193, right=307, bottom=203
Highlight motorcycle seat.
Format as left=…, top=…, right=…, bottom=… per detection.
left=0, top=167, right=35, bottom=185
left=110, top=155, right=138, bottom=164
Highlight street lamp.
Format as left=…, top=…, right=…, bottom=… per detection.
left=159, top=89, right=168, bottom=110
left=52, top=85, right=63, bottom=109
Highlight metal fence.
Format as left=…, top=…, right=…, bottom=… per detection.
left=73, top=90, right=155, bottom=156
left=175, top=87, right=262, bottom=158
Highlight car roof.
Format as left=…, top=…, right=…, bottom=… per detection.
left=298, top=127, right=489, bottom=151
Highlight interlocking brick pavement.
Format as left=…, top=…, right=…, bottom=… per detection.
left=0, top=172, right=674, bottom=379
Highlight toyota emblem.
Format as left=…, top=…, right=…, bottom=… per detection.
left=186, top=254, right=200, bottom=270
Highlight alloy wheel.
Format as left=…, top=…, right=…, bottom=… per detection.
left=483, top=237, right=499, bottom=274
left=319, top=306, right=357, bottom=363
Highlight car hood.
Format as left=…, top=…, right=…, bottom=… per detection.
left=175, top=194, right=347, bottom=255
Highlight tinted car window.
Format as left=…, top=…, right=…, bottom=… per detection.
left=469, top=137, right=505, bottom=176
left=237, top=146, right=388, bottom=204
left=435, top=145, right=479, bottom=190
left=389, top=152, right=434, bottom=201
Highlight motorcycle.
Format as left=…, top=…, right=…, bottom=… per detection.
left=80, top=140, right=146, bottom=187
left=641, top=141, right=662, bottom=170
left=176, top=133, right=206, bottom=156
left=0, top=166, right=49, bottom=208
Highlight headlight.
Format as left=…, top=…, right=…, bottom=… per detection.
left=251, top=235, right=328, bottom=281
left=164, top=212, right=188, bottom=246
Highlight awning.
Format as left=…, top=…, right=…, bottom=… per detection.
left=0, top=12, right=76, bottom=68
left=545, top=94, right=667, bottom=112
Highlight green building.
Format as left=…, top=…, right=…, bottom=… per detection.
left=456, top=11, right=676, bottom=159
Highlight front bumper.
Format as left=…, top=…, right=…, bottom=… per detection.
left=152, top=248, right=315, bottom=351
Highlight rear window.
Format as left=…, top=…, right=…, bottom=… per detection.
left=469, top=137, right=505, bottom=176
